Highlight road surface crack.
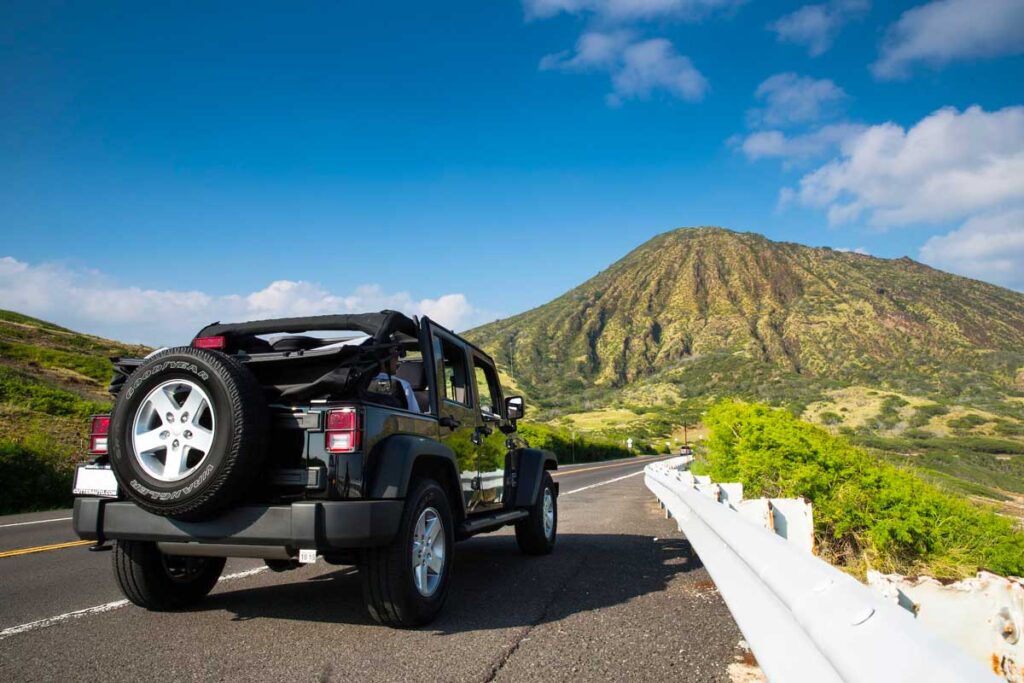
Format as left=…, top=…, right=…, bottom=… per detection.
left=483, top=552, right=589, bottom=682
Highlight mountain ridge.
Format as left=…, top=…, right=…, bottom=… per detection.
left=466, top=227, right=1024, bottom=414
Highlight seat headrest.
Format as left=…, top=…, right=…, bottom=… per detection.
left=396, top=360, right=427, bottom=389
left=271, top=335, right=325, bottom=352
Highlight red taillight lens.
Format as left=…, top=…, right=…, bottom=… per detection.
left=325, top=408, right=360, bottom=453
left=89, top=415, right=111, bottom=455
left=193, top=335, right=226, bottom=349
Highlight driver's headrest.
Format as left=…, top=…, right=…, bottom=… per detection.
left=270, top=335, right=325, bottom=352
left=396, top=360, right=426, bottom=389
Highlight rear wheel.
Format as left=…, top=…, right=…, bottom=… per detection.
left=515, top=472, right=557, bottom=555
left=113, top=540, right=225, bottom=610
left=359, top=478, right=454, bottom=627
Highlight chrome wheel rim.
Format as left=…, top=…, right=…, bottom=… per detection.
left=131, top=379, right=216, bottom=483
left=543, top=488, right=555, bottom=540
left=412, top=507, right=445, bottom=597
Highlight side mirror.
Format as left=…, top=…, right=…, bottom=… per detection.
left=505, top=396, right=525, bottom=420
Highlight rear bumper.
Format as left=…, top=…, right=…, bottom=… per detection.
left=73, top=498, right=404, bottom=551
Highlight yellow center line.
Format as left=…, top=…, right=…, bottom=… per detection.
left=551, top=456, right=669, bottom=477
left=0, top=540, right=93, bottom=559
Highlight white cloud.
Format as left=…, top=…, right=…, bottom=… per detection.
left=524, top=0, right=745, bottom=22
left=539, top=30, right=632, bottom=71
left=541, top=32, right=707, bottom=104
left=0, top=257, right=485, bottom=345
left=735, top=123, right=865, bottom=165
left=749, top=73, right=847, bottom=128
left=611, top=39, right=707, bottom=103
left=835, top=246, right=870, bottom=255
left=789, top=105, right=1024, bottom=226
left=768, top=0, right=870, bottom=56
left=873, top=0, right=1024, bottom=79
left=919, top=209, right=1024, bottom=290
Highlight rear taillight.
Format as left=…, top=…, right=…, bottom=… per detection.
left=192, top=335, right=226, bottom=349
left=89, top=415, right=111, bottom=455
left=325, top=408, right=360, bottom=453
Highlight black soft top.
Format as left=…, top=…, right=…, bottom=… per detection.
left=195, top=310, right=419, bottom=344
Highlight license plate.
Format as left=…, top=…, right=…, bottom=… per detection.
left=73, top=465, right=119, bottom=497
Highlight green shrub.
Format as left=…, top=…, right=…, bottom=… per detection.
left=870, top=395, right=909, bottom=430
left=0, top=438, right=77, bottom=514
left=517, top=422, right=641, bottom=463
left=0, top=367, right=108, bottom=418
left=948, top=413, right=990, bottom=433
left=819, top=411, right=843, bottom=425
left=995, top=420, right=1024, bottom=437
left=703, top=400, right=1024, bottom=579
left=909, top=403, right=949, bottom=427
left=0, top=341, right=112, bottom=384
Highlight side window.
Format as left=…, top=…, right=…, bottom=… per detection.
left=437, top=336, right=470, bottom=406
left=473, top=359, right=502, bottom=417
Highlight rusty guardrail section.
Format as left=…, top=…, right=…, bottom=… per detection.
left=869, top=571, right=1023, bottom=682
left=645, top=457, right=999, bottom=683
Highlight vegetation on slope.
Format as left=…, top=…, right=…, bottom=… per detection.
left=700, top=400, right=1024, bottom=579
left=468, top=227, right=1024, bottom=418
left=517, top=422, right=656, bottom=463
left=0, top=310, right=148, bottom=514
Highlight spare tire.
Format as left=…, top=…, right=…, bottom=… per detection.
left=108, top=346, right=268, bottom=521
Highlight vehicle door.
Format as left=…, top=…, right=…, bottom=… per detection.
left=471, top=354, right=508, bottom=512
left=429, top=326, right=483, bottom=512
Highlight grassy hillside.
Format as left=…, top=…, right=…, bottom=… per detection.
left=0, top=310, right=149, bottom=513
left=467, top=227, right=1024, bottom=506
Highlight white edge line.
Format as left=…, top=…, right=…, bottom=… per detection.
left=562, top=470, right=644, bottom=495
left=0, top=566, right=268, bottom=641
left=0, top=517, right=73, bottom=529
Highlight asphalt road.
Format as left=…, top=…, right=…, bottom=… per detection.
left=0, top=454, right=748, bottom=682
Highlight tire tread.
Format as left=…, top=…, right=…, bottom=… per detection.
left=360, top=478, right=452, bottom=627
left=112, top=540, right=224, bottom=610
left=515, top=471, right=557, bottom=555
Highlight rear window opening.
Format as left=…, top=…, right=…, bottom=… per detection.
left=196, top=316, right=431, bottom=411
left=257, top=332, right=370, bottom=354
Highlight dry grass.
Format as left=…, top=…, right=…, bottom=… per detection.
left=555, top=408, right=644, bottom=431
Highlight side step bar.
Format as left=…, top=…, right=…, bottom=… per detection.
left=458, top=509, right=528, bottom=539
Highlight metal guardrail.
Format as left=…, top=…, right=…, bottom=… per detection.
left=645, top=458, right=999, bottom=683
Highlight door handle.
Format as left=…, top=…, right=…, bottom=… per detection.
left=440, top=415, right=461, bottom=430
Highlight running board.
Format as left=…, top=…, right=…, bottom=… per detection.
left=458, top=509, right=528, bottom=538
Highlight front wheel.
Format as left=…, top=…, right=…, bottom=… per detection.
left=359, top=478, right=454, bottom=627
left=515, top=472, right=557, bottom=555
left=113, top=540, right=225, bottom=610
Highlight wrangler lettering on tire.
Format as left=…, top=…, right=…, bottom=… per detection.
left=108, top=346, right=268, bottom=521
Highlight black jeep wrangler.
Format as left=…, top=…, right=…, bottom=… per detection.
left=72, top=311, right=557, bottom=627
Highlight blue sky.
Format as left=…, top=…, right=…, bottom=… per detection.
left=0, top=0, right=1022, bottom=343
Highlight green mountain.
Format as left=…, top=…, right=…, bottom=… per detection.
left=466, top=228, right=1024, bottom=503
left=0, top=310, right=149, bottom=512
left=468, top=227, right=1024, bottom=410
